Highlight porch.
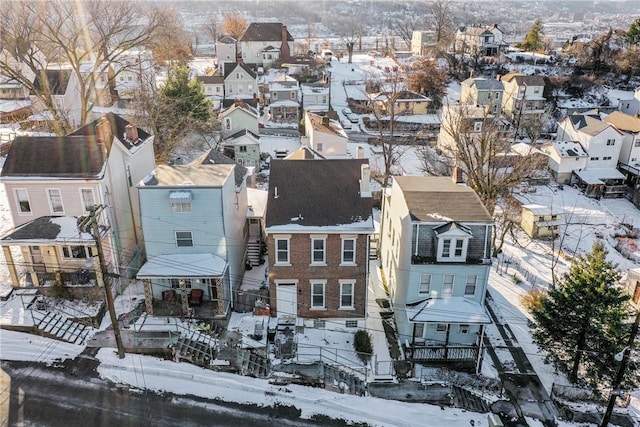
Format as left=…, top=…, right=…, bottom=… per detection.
left=151, top=298, right=224, bottom=320
left=403, top=343, right=479, bottom=363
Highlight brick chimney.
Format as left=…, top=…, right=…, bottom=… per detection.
left=125, top=123, right=139, bottom=143
left=280, top=24, right=291, bottom=62
left=452, top=160, right=465, bottom=184
left=360, top=163, right=371, bottom=198
left=96, top=115, right=113, bottom=153
left=322, top=116, right=330, bottom=126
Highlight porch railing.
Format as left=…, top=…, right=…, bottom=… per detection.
left=404, top=343, right=478, bottom=363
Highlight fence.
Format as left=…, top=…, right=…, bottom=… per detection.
left=294, top=342, right=369, bottom=378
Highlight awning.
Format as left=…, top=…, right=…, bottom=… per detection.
left=574, top=168, right=625, bottom=185
left=136, top=253, right=227, bottom=279
left=406, top=297, right=491, bottom=324
left=169, top=191, right=192, bottom=204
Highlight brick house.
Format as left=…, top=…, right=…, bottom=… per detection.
left=265, top=159, right=374, bottom=329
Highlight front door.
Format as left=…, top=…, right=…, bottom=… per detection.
left=29, top=246, right=46, bottom=272
left=276, top=283, right=297, bottom=319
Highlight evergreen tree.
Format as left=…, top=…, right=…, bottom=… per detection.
left=625, top=17, right=640, bottom=47
left=531, top=241, right=631, bottom=389
left=517, top=19, right=545, bottom=52
left=150, top=66, right=213, bottom=163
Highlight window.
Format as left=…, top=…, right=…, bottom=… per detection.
left=314, top=319, right=326, bottom=328
left=311, top=281, right=325, bottom=309
left=311, top=237, right=326, bottom=264
left=341, top=238, right=356, bottom=264
left=534, top=87, right=540, bottom=94
left=175, top=231, right=193, bottom=247
left=170, top=279, right=191, bottom=289
left=227, top=85, right=233, bottom=93
left=443, top=274, right=454, bottom=295
left=603, top=156, right=612, bottom=161
left=236, top=72, right=241, bottom=79
left=606, top=139, right=615, bottom=146
left=62, top=245, right=93, bottom=259
left=340, top=281, right=354, bottom=308
left=459, top=324, right=470, bottom=334
left=345, top=320, right=358, bottom=328
left=436, top=323, right=447, bottom=333
left=216, top=86, right=221, bottom=93
left=414, top=323, right=425, bottom=338
left=473, top=121, right=482, bottom=132
left=15, top=189, right=31, bottom=214
left=47, top=189, right=64, bottom=214
left=487, top=92, right=492, bottom=100
left=275, top=238, right=289, bottom=264
left=272, top=92, right=278, bottom=100
left=224, top=118, right=231, bottom=130
left=590, top=157, right=600, bottom=161
left=316, top=143, right=323, bottom=152
left=170, top=192, right=192, bottom=213
left=80, top=188, right=96, bottom=213
left=290, top=92, right=296, bottom=100
left=634, top=139, right=640, bottom=147
left=465, top=275, right=477, bottom=296
left=454, top=239, right=464, bottom=257
left=442, top=239, right=451, bottom=257
left=419, top=274, right=431, bottom=294
left=238, top=145, right=247, bottom=153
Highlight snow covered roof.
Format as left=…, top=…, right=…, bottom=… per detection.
left=137, top=254, right=227, bottom=278
left=0, top=216, right=94, bottom=244
left=405, top=297, right=491, bottom=324
left=574, top=168, right=625, bottom=185
left=0, top=100, right=31, bottom=113
left=547, top=140, right=588, bottom=158
left=247, top=188, right=268, bottom=218
left=140, top=163, right=234, bottom=187
left=270, top=99, right=299, bottom=107
left=521, top=204, right=560, bottom=216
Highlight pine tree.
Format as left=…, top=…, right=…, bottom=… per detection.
left=517, top=19, right=545, bottom=52
left=625, top=17, right=640, bottom=47
left=531, top=241, right=631, bottom=389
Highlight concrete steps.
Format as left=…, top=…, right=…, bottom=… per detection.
left=452, top=385, right=492, bottom=413
left=247, top=242, right=261, bottom=266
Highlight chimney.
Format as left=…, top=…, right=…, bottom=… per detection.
left=96, top=115, right=113, bottom=153
left=125, top=123, right=139, bottom=143
left=360, top=163, right=371, bottom=198
left=322, top=116, right=330, bottom=126
left=452, top=161, right=465, bottom=184
left=356, top=146, right=364, bottom=159
left=280, top=24, right=291, bottom=62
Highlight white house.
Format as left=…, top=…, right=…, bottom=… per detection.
left=604, top=111, right=640, bottom=177
left=304, top=111, right=347, bottom=157
left=301, top=81, right=330, bottom=113
left=238, top=22, right=293, bottom=67
left=541, top=140, right=589, bottom=184
left=215, top=35, right=238, bottom=74
left=557, top=114, right=624, bottom=170
left=196, top=75, right=225, bottom=110
left=618, top=87, right=640, bottom=116
left=268, top=74, right=300, bottom=123
left=223, top=62, right=258, bottom=101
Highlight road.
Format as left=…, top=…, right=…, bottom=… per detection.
left=0, top=359, right=354, bottom=427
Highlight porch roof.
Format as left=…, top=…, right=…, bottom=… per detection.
left=574, top=168, right=625, bottom=185
left=406, top=297, right=491, bottom=324
left=0, top=216, right=95, bottom=245
left=136, top=253, right=227, bottom=279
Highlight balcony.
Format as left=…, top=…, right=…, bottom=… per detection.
left=403, top=343, right=479, bottom=364
left=411, top=255, right=491, bottom=266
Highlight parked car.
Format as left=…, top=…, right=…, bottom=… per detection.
left=347, top=113, right=359, bottom=124
left=342, top=107, right=353, bottom=116
left=340, top=118, right=352, bottom=130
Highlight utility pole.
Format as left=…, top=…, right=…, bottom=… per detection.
left=599, top=308, right=640, bottom=427
left=80, top=206, right=125, bottom=359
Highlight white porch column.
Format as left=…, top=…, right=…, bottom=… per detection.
left=2, top=246, right=19, bottom=287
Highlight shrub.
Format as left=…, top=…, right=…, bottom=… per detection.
left=353, top=330, right=373, bottom=363
left=521, top=289, right=546, bottom=313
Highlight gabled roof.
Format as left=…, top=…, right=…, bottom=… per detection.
left=217, top=35, right=237, bottom=44
left=564, top=114, right=612, bottom=136
left=393, top=176, right=492, bottom=223
left=240, top=23, right=293, bottom=43
left=193, top=149, right=248, bottom=187
left=265, top=159, right=373, bottom=229
left=285, top=146, right=326, bottom=160
left=219, top=101, right=258, bottom=118
left=222, top=98, right=258, bottom=109
left=223, top=62, right=257, bottom=79
left=196, top=75, right=224, bottom=85
left=457, top=26, right=492, bottom=37
left=500, top=72, right=545, bottom=87
left=223, top=128, right=260, bottom=143
left=69, top=112, right=151, bottom=150
left=605, top=111, right=640, bottom=133
left=373, top=90, right=430, bottom=102
left=461, top=77, right=504, bottom=91
left=307, top=112, right=347, bottom=138
left=544, top=140, right=588, bottom=158
left=32, top=69, right=71, bottom=95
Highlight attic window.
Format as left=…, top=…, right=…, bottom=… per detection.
left=170, top=191, right=192, bottom=213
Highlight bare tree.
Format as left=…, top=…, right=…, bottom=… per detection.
left=145, top=8, right=193, bottom=65
left=221, top=12, right=248, bottom=39
left=393, top=16, right=422, bottom=50
left=202, top=14, right=220, bottom=43
left=405, top=57, right=447, bottom=110
left=437, top=104, right=548, bottom=214
left=429, top=0, right=454, bottom=44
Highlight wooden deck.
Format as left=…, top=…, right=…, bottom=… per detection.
left=152, top=299, right=225, bottom=319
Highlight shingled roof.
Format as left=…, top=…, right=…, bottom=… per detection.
left=266, top=159, right=373, bottom=229
left=566, top=114, right=611, bottom=136
left=394, top=176, right=492, bottom=223
left=240, top=23, right=293, bottom=42
left=69, top=112, right=150, bottom=150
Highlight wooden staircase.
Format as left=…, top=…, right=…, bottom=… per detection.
left=247, top=240, right=261, bottom=266
left=31, top=310, right=94, bottom=345
left=451, top=385, right=492, bottom=413
left=238, top=348, right=270, bottom=378
left=171, top=327, right=218, bottom=368
left=323, top=363, right=366, bottom=395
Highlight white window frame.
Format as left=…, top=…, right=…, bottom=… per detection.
left=442, top=274, right=454, bottom=295
left=275, top=236, right=290, bottom=265
left=473, top=121, right=482, bottom=132
left=310, top=281, right=326, bottom=309
left=339, top=280, right=354, bottom=309
left=419, top=274, right=431, bottom=294
left=224, top=117, right=232, bottom=130
left=606, top=139, right=615, bottom=146
left=465, top=275, right=477, bottom=296
left=79, top=188, right=96, bottom=213
left=459, top=324, right=470, bottom=334
left=46, top=188, right=64, bottom=214
left=171, top=201, right=192, bottom=213
left=272, top=92, right=278, bottom=100
left=436, top=323, right=447, bottom=334
left=62, top=245, right=93, bottom=259
left=436, top=236, right=469, bottom=262
left=341, top=236, right=356, bottom=265
left=310, top=236, right=326, bottom=265
left=14, top=188, right=32, bottom=215
left=175, top=231, right=194, bottom=247
left=414, top=323, right=425, bottom=338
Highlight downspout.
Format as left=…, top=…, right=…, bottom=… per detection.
left=475, top=324, right=486, bottom=374
left=444, top=324, right=450, bottom=360
left=414, top=223, right=419, bottom=255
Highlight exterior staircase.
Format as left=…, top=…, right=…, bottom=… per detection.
left=238, top=348, right=270, bottom=377
left=171, top=326, right=218, bottom=367
left=323, top=363, right=366, bottom=395
left=451, top=385, right=492, bottom=413
left=369, top=236, right=379, bottom=260
left=31, top=310, right=94, bottom=345
left=247, top=240, right=261, bottom=266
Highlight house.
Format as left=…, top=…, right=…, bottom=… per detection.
left=618, top=87, right=640, bottom=116
left=499, top=72, right=547, bottom=126
left=437, top=105, right=509, bottom=154
left=625, top=268, right=640, bottom=308
left=268, top=75, right=300, bottom=123
left=379, top=175, right=493, bottom=372
left=265, top=159, right=374, bottom=328
left=411, top=30, right=437, bottom=56
left=136, top=150, right=249, bottom=319
left=300, top=81, right=330, bottom=113
left=215, top=35, right=238, bottom=74
left=221, top=128, right=261, bottom=168
left=604, top=111, right=640, bottom=182
left=196, top=75, right=225, bottom=110
left=0, top=77, right=32, bottom=122
left=541, top=140, right=589, bottom=184
left=223, top=62, right=258, bottom=101
left=303, top=111, right=347, bottom=157
left=520, top=204, right=563, bottom=239
left=460, top=77, right=504, bottom=113
left=31, top=68, right=82, bottom=127
left=238, top=23, right=293, bottom=67
left=219, top=101, right=259, bottom=136
left=369, top=90, right=430, bottom=116
left=0, top=114, right=155, bottom=288
left=454, top=25, right=504, bottom=57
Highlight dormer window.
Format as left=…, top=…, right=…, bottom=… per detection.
left=435, top=222, right=472, bottom=262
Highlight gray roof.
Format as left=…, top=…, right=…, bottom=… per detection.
left=394, top=176, right=492, bottom=223
left=462, top=77, right=504, bottom=91
left=240, top=23, right=293, bottom=42
left=266, top=159, right=372, bottom=228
